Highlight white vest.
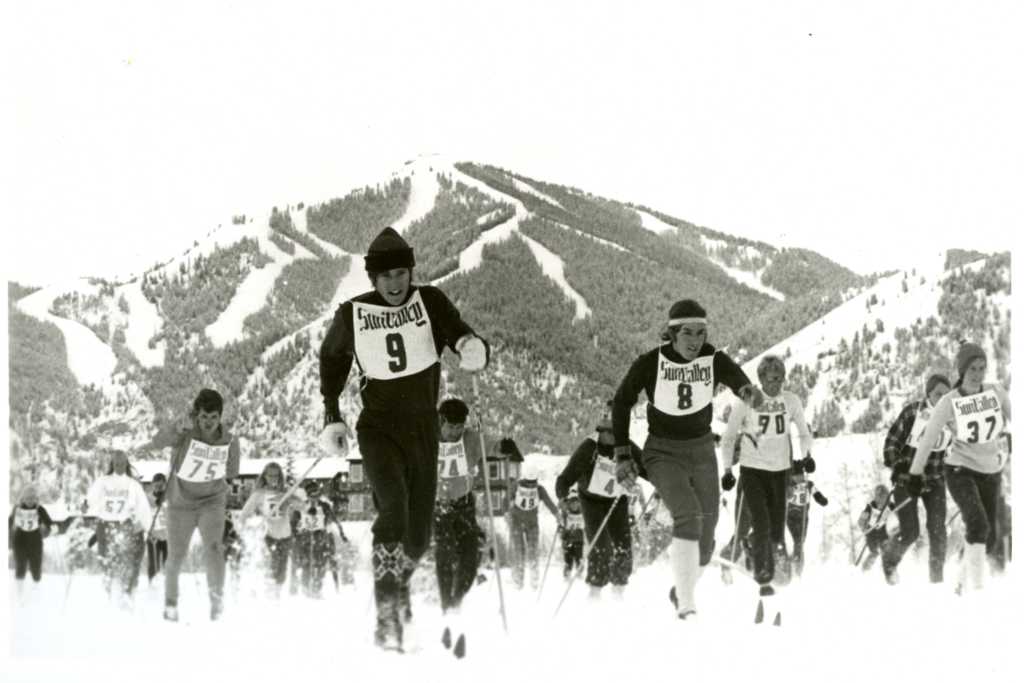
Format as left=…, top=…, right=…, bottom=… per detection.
left=352, top=290, right=438, bottom=380
left=652, top=352, right=715, bottom=416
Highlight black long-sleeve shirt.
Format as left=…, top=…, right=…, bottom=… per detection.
left=555, top=436, right=645, bottom=501
left=612, top=342, right=751, bottom=446
left=319, top=285, right=479, bottom=419
left=9, top=504, right=54, bottom=543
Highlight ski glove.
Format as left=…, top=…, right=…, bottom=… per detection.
left=615, top=449, right=639, bottom=489
left=906, top=474, right=924, bottom=499
left=721, top=471, right=737, bottom=491
left=890, top=459, right=911, bottom=484
left=456, top=335, right=488, bottom=372
left=813, top=491, right=828, bottom=506
left=320, top=421, right=349, bottom=457
left=800, top=455, right=816, bottom=474
left=738, top=384, right=765, bottom=410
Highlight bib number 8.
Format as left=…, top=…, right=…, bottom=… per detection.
left=386, top=333, right=406, bottom=373
left=677, top=384, right=692, bottom=410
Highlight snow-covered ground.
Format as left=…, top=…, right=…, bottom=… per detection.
left=518, top=233, right=592, bottom=320
left=714, top=262, right=786, bottom=301
left=509, top=176, right=565, bottom=210
left=636, top=208, right=677, bottom=234
left=116, top=281, right=164, bottom=368
left=5, top=527, right=1014, bottom=681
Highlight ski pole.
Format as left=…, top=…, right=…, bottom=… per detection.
left=270, top=455, right=327, bottom=518
left=854, top=490, right=901, bottom=566
left=536, top=525, right=561, bottom=603
left=946, top=509, right=962, bottom=528
left=552, top=496, right=619, bottom=619
left=473, top=374, right=508, bottom=634
left=730, top=490, right=745, bottom=566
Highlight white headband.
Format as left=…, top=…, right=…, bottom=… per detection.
left=669, top=317, right=707, bottom=326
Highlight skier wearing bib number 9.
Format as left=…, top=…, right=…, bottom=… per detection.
left=719, top=355, right=814, bottom=611
left=880, top=373, right=953, bottom=585
left=612, top=300, right=762, bottom=621
left=150, top=388, right=241, bottom=622
left=507, top=461, right=559, bottom=589
left=910, top=342, right=1011, bottom=595
left=555, top=402, right=645, bottom=599
left=318, top=227, right=489, bottom=652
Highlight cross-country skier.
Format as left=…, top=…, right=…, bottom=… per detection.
left=318, top=226, right=489, bottom=651
left=295, top=481, right=334, bottom=598
left=720, top=355, right=814, bottom=614
left=507, top=461, right=559, bottom=589
left=86, top=450, right=151, bottom=607
left=560, top=492, right=585, bottom=579
left=880, top=373, right=954, bottom=585
left=146, top=473, right=168, bottom=585
left=613, top=299, right=762, bottom=620
left=9, top=484, right=54, bottom=605
left=910, top=342, right=1011, bottom=595
left=432, top=398, right=497, bottom=613
left=150, top=388, right=241, bottom=622
left=858, top=485, right=895, bottom=572
left=237, top=461, right=308, bottom=599
left=784, top=470, right=827, bottom=577
left=555, top=403, right=645, bottom=599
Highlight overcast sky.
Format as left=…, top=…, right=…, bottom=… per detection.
left=3, top=1, right=1020, bottom=288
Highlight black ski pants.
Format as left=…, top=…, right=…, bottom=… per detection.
left=581, top=494, right=632, bottom=587
left=739, top=467, right=788, bottom=585
left=882, top=478, right=947, bottom=582
left=433, top=492, right=481, bottom=610
left=946, top=465, right=1001, bottom=552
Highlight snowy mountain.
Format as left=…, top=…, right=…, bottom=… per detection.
left=7, top=154, right=1010, bottom=508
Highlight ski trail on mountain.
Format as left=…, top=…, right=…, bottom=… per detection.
left=117, top=281, right=165, bottom=368
left=16, top=283, right=117, bottom=386
left=518, top=232, right=592, bottom=320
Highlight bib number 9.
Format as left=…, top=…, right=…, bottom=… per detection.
left=386, top=333, right=406, bottom=373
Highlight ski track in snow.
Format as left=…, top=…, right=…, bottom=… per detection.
left=518, top=233, right=591, bottom=320
left=206, top=234, right=315, bottom=347
left=509, top=177, right=565, bottom=209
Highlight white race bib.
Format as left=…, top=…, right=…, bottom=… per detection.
left=352, top=290, right=438, bottom=380
left=951, top=390, right=1004, bottom=446
left=588, top=455, right=625, bottom=499
left=153, top=505, right=167, bottom=532
left=99, top=480, right=134, bottom=521
left=438, top=439, right=470, bottom=480
left=15, top=508, right=40, bottom=532
left=909, top=407, right=953, bottom=452
left=177, top=440, right=230, bottom=483
left=301, top=506, right=326, bottom=532
left=262, top=494, right=288, bottom=520
left=788, top=482, right=809, bottom=507
left=652, top=352, right=715, bottom=416
left=515, top=486, right=539, bottom=511
left=565, top=512, right=583, bottom=530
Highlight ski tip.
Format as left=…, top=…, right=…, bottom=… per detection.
left=668, top=586, right=678, bottom=608
left=453, top=634, right=466, bottom=659
left=773, top=611, right=782, bottom=627
left=754, top=598, right=765, bottom=624
left=442, top=626, right=452, bottom=649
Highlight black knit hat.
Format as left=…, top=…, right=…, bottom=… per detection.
left=364, top=227, right=415, bottom=273
left=955, top=341, right=986, bottom=379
